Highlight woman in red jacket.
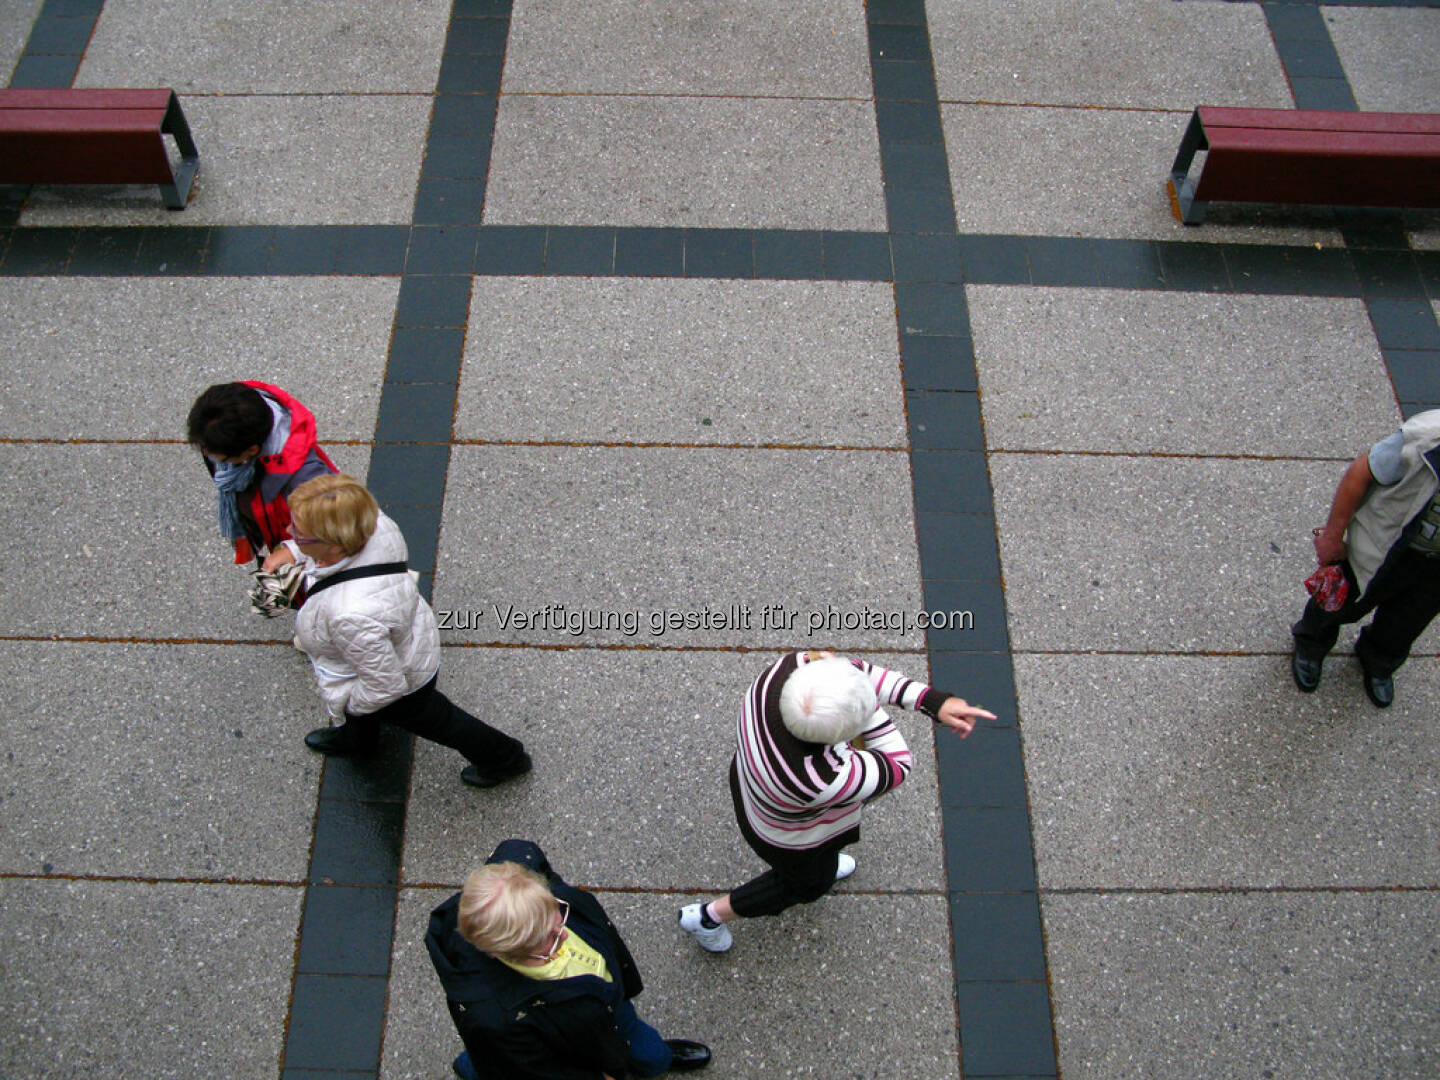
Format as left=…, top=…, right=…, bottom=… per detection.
left=187, top=381, right=337, bottom=567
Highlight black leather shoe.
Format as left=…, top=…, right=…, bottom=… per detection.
left=303, top=725, right=376, bottom=756
left=664, top=1040, right=712, bottom=1071
left=1291, top=650, right=1323, bottom=693
left=461, top=752, right=533, bottom=788
left=1361, top=666, right=1394, bottom=709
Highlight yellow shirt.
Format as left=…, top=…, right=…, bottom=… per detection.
left=500, top=930, right=612, bottom=983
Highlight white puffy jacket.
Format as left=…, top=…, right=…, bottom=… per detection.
left=295, top=511, right=440, bottom=717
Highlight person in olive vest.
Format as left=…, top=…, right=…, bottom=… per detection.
left=1292, top=409, right=1440, bottom=707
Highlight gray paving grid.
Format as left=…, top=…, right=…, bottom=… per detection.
left=2, top=1, right=1439, bottom=1080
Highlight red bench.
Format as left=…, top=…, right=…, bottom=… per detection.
left=1167, top=106, right=1440, bottom=224
left=0, top=88, right=199, bottom=210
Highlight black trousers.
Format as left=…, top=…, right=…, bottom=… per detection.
left=727, top=758, right=843, bottom=919
left=343, top=672, right=526, bottom=771
left=1292, top=548, right=1440, bottom=677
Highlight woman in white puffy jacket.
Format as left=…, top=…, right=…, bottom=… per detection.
left=275, top=474, right=530, bottom=788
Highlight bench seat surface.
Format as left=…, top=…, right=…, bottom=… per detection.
left=1191, top=106, right=1440, bottom=209
left=0, top=89, right=180, bottom=187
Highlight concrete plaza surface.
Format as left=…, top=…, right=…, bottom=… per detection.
left=2, top=2, right=1439, bottom=1080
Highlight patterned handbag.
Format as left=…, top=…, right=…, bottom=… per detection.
left=248, top=561, right=306, bottom=617
left=1303, top=563, right=1349, bottom=613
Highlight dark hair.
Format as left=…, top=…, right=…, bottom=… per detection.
left=187, top=383, right=273, bottom=457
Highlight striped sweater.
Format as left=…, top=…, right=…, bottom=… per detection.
left=733, top=651, right=949, bottom=852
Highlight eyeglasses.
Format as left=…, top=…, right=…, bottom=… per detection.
left=289, top=525, right=323, bottom=547
left=527, top=899, right=570, bottom=962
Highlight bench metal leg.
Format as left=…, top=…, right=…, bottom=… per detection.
left=159, top=91, right=199, bottom=210
left=1167, top=109, right=1208, bottom=225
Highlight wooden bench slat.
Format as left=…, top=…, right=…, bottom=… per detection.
left=0, top=108, right=169, bottom=134
left=0, top=88, right=174, bottom=111
left=1205, top=128, right=1440, bottom=158
left=1194, top=155, right=1439, bottom=208
left=1198, top=106, right=1440, bottom=137
left=0, top=133, right=175, bottom=185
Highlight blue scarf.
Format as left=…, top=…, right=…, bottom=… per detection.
left=213, top=459, right=257, bottom=540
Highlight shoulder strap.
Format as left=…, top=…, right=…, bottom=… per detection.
left=306, top=561, right=408, bottom=597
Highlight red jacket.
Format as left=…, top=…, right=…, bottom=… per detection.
left=208, top=381, right=337, bottom=564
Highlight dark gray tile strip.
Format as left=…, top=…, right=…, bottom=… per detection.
left=865, top=6, right=1058, bottom=1078
left=1, top=0, right=106, bottom=225
left=5, top=0, right=97, bottom=91
left=1263, top=2, right=1358, bottom=112
left=1259, top=2, right=1440, bottom=410
left=276, top=1, right=510, bottom=1075
left=11, top=221, right=1439, bottom=307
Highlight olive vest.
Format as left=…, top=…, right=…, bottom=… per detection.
left=1348, top=409, right=1440, bottom=592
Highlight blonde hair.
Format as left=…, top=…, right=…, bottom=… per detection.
left=779, top=656, right=879, bottom=744
left=288, top=473, right=378, bottom=557
left=458, top=862, right=556, bottom=959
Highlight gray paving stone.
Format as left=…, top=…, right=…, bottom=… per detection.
left=1318, top=6, right=1440, bottom=252
left=969, top=287, right=1394, bottom=456
left=484, top=96, right=886, bottom=230
left=0, top=278, right=393, bottom=438
left=504, top=0, right=871, bottom=97
left=0, top=0, right=44, bottom=83
left=1324, top=6, right=1440, bottom=113
left=1017, top=654, right=1440, bottom=890
left=383, top=888, right=454, bottom=1080
left=400, top=648, right=943, bottom=892
left=0, top=878, right=301, bottom=1080
left=990, top=453, right=1405, bottom=653
left=457, top=278, right=905, bottom=446
left=0, top=442, right=370, bottom=641
left=928, top=0, right=1291, bottom=110
left=20, top=96, right=430, bottom=225
left=76, top=0, right=448, bottom=93
left=943, top=105, right=1342, bottom=245
left=386, top=887, right=961, bottom=1080
left=5, top=4, right=1435, bottom=1079
left=435, top=445, right=924, bottom=649
left=0, top=641, right=322, bottom=879
left=1044, top=891, right=1440, bottom=1080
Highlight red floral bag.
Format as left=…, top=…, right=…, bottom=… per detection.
left=1304, top=563, right=1349, bottom=613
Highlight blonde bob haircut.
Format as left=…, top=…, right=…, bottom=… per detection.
left=458, top=861, right=557, bottom=959
left=779, top=656, right=879, bottom=745
left=288, top=473, right=378, bottom=557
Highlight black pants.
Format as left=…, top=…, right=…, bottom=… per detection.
left=727, top=758, right=843, bottom=919
left=343, top=673, right=526, bottom=771
left=1292, top=549, right=1440, bottom=678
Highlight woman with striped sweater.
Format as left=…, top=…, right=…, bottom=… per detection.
left=678, top=650, right=994, bottom=952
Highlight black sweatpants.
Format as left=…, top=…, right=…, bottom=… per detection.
left=344, top=672, right=526, bottom=770
left=1292, top=548, right=1440, bottom=678
left=727, top=758, right=845, bottom=919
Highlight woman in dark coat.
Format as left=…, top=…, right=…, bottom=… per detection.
left=427, top=840, right=710, bottom=1080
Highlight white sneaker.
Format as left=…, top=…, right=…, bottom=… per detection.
left=678, top=903, right=733, bottom=952
left=835, top=853, right=857, bottom=881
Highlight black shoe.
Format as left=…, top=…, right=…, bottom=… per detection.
left=1360, top=665, right=1394, bottom=709
left=1291, top=650, right=1323, bottom=693
left=304, top=725, right=376, bottom=756
left=664, top=1040, right=712, bottom=1071
left=461, top=752, right=533, bottom=788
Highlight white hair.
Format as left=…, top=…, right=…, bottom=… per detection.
left=779, top=657, right=879, bottom=744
